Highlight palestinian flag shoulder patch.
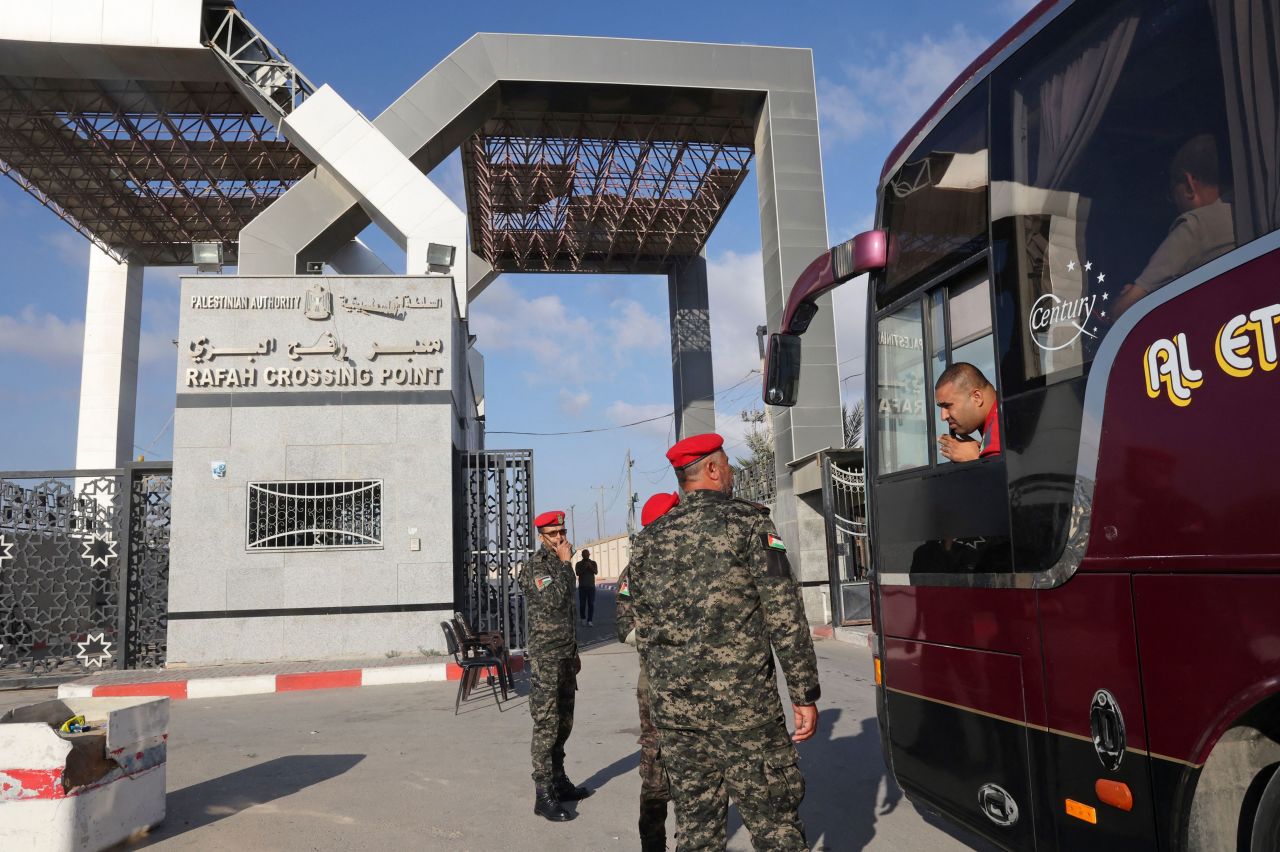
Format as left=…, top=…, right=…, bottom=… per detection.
left=534, top=575, right=554, bottom=591
left=766, top=533, right=787, bottom=552
left=618, top=578, right=630, bottom=597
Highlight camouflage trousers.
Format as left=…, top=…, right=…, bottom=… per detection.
left=637, top=670, right=670, bottom=847
left=637, top=669, right=670, bottom=803
left=661, top=718, right=807, bottom=851
left=529, top=656, right=576, bottom=785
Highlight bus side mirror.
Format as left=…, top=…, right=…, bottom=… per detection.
left=764, top=333, right=802, bottom=407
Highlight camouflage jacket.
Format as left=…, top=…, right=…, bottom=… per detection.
left=616, top=566, right=635, bottom=644
left=519, top=546, right=578, bottom=660
left=617, top=511, right=676, bottom=645
left=629, top=488, right=820, bottom=731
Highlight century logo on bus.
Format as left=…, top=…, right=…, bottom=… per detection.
left=1145, top=301, right=1280, bottom=407
left=1027, top=260, right=1106, bottom=351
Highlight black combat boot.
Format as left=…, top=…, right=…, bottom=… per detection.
left=638, top=798, right=668, bottom=851
left=534, top=785, right=574, bottom=821
left=552, top=776, right=595, bottom=801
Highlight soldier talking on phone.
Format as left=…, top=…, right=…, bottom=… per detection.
left=520, top=510, right=593, bottom=821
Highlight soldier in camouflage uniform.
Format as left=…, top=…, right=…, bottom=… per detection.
left=521, top=510, right=594, bottom=822
left=616, top=491, right=680, bottom=851
left=630, top=434, right=820, bottom=851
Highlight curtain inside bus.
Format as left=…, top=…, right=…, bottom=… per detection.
left=1213, top=0, right=1280, bottom=244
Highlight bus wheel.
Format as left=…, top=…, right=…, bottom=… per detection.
left=1253, top=766, right=1280, bottom=852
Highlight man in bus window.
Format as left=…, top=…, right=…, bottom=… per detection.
left=935, top=362, right=1000, bottom=462
left=1114, top=134, right=1235, bottom=318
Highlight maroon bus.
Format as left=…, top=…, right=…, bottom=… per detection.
left=766, top=0, right=1280, bottom=849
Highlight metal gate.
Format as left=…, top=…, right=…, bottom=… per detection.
left=0, top=463, right=171, bottom=685
left=821, top=452, right=870, bottom=625
left=460, top=450, right=533, bottom=650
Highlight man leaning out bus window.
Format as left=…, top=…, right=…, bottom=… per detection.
left=935, top=363, right=1000, bottom=463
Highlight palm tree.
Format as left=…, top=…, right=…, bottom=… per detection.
left=843, top=400, right=864, bottom=448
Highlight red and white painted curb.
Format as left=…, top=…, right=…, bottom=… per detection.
left=57, top=655, right=524, bottom=701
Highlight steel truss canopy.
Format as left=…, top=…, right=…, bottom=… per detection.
left=0, top=2, right=314, bottom=265
left=463, top=82, right=760, bottom=274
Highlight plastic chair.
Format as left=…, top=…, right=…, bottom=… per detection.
left=453, top=611, right=514, bottom=691
left=441, top=621, right=507, bottom=714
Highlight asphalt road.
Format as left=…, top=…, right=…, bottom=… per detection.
left=1, top=595, right=997, bottom=851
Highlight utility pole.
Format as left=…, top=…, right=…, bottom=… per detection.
left=590, top=484, right=609, bottom=541
left=568, top=504, right=576, bottom=544
left=625, top=448, right=636, bottom=537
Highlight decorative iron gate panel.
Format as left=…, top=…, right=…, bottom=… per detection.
left=0, top=464, right=171, bottom=684
left=821, top=452, right=870, bottom=625
left=461, top=450, right=533, bottom=650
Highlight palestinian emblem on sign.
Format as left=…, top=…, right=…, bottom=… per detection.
left=304, top=284, right=333, bottom=320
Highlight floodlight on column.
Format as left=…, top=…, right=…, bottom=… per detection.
left=191, top=242, right=223, bottom=273
left=427, top=243, right=456, bottom=270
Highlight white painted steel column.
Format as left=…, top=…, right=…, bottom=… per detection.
left=281, top=85, right=470, bottom=313
left=74, top=244, right=143, bottom=468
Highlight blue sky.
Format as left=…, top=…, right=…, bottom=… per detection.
left=0, top=0, right=1035, bottom=542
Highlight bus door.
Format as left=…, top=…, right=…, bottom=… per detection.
left=872, top=253, right=1043, bottom=849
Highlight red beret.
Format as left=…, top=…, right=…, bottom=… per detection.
left=640, top=492, right=678, bottom=526
left=666, top=433, right=725, bottom=469
left=533, top=510, right=566, bottom=530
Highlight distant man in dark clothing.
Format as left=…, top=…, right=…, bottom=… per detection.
left=935, top=362, right=1000, bottom=463
left=575, top=548, right=598, bottom=626
left=520, top=510, right=593, bottom=822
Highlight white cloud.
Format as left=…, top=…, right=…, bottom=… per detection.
left=704, top=248, right=868, bottom=422
left=43, top=230, right=91, bottom=268
left=816, top=78, right=872, bottom=145
left=819, top=24, right=990, bottom=146
left=605, top=299, right=666, bottom=353
left=0, top=307, right=85, bottom=362
left=468, top=279, right=597, bottom=383
left=469, top=278, right=668, bottom=385
left=605, top=400, right=672, bottom=439
left=0, top=306, right=172, bottom=365
left=705, top=249, right=767, bottom=394
left=558, top=387, right=591, bottom=418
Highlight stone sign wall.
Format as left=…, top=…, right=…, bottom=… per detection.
left=168, top=275, right=474, bottom=665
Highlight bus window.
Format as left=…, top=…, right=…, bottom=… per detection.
left=926, top=271, right=997, bottom=465
left=990, top=0, right=1266, bottom=393
left=878, top=81, right=988, bottom=310
left=874, top=301, right=928, bottom=475
left=987, top=0, right=1280, bottom=575
left=873, top=264, right=1012, bottom=578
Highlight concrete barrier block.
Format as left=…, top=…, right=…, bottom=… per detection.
left=0, top=696, right=168, bottom=851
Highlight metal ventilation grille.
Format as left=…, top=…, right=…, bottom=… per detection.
left=246, top=480, right=382, bottom=551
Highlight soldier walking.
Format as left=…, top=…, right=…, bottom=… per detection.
left=630, top=434, right=820, bottom=850
left=616, top=491, right=680, bottom=851
left=521, top=509, right=594, bottom=821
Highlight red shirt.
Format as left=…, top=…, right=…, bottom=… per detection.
left=979, top=400, right=1001, bottom=458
